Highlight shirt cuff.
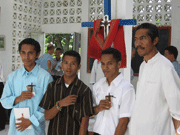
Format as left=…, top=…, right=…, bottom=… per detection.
left=119, top=113, right=131, bottom=118
left=29, top=115, right=39, bottom=127
left=1, top=96, right=17, bottom=109
left=171, top=112, right=180, bottom=121
left=177, top=126, right=180, bottom=134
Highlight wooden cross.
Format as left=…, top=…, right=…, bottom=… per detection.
left=82, top=0, right=136, bottom=33
left=100, top=15, right=110, bottom=40
left=105, top=93, right=115, bottom=101
left=29, top=82, right=35, bottom=92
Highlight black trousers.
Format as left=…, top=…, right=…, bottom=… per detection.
left=0, top=82, right=6, bottom=129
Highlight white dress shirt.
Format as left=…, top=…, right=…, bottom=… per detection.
left=92, top=73, right=135, bottom=135
left=129, top=52, right=180, bottom=135
left=90, top=59, right=104, bottom=84
left=0, top=61, right=5, bottom=82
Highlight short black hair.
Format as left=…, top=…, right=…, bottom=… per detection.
left=101, top=48, right=121, bottom=62
left=47, top=45, right=55, bottom=50
left=18, top=38, right=41, bottom=54
left=56, top=48, right=63, bottom=53
left=165, top=46, right=178, bottom=59
left=136, top=23, right=159, bottom=46
left=62, top=50, right=81, bottom=65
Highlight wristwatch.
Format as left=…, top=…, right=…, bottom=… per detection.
left=56, top=101, right=62, bottom=111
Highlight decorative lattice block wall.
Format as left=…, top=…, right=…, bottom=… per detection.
left=133, top=0, right=172, bottom=26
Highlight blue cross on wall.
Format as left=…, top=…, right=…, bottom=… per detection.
left=81, top=0, right=136, bottom=27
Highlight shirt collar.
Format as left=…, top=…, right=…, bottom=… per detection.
left=172, top=61, right=178, bottom=64
left=57, top=75, right=80, bottom=87
left=102, top=73, right=123, bottom=87
left=21, top=64, right=39, bottom=76
left=145, top=52, right=160, bottom=64
left=55, top=58, right=61, bottom=61
left=111, top=73, right=123, bottom=87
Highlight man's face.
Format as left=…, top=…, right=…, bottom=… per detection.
left=55, top=50, right=62, bottom=58
left=101, top=54, right=121, bottom=81
left=134, top=29, right=158, bottom=58
left=51, top=48, right=55, bottom=55
left=20, top=44, right=40, bottom=70
left=61, top=55, right=80, bottom=78
left=164, top=50, right=173, bottom=62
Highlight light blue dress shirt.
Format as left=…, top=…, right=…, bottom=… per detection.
left=0, top=64, right=53, bottom=135
left=36, top=53, right=54, bottom=71
left=172, top=61, right=180, bottom=78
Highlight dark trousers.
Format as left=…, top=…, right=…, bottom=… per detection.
left=0, top=82, right=6, bottom=129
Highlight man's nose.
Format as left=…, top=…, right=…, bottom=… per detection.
left=67, top=63, right=71, bottom=68
left=103, top=64, right=108, bottom=70
left=135, top=39, right=141, bottom=48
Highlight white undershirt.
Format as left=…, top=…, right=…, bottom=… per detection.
left=65, top=83, right=69, bottom=88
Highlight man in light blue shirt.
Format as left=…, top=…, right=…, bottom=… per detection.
left=36, top=44, right=54, bottom=74
left=165, top=46, right=180, bottom=77
left=0, top=38, right=53, bottom=135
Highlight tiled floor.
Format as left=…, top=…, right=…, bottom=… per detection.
left=0, top=125, right=9, bottom=135
left=0, top=121, right=49, bottom=135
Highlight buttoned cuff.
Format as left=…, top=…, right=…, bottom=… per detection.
left=29, top=115, right=39, bottom=127
left=1, top=96, right=17, bottom=109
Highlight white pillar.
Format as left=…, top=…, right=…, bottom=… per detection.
left=171, top=0, right=180, bottom=62
left=111, top=0, right=133, bottom=81
left=0, top=0, right=14, bottom=81
left=80, top=0, right=91, bottom=87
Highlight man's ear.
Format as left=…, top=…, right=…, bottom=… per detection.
left=36, top=52, right=40, bottom=59
left=153, top=37, right=159, bottom=46
left=78, top=64, right=81, bottom=70
left=118, top=61, right=121, bottom=69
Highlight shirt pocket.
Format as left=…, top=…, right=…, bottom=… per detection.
left=33, top=86, right=44, bottom=101
left=72, top=102, right=81, bottom=122
left=111, top=97, right=120, bottom=118
left=111, top=96, right=121, bottom=109
left=146, top=78, right=158, bottom=91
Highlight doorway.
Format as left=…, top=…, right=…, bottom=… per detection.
left=32, top=33, right=81, bottom=78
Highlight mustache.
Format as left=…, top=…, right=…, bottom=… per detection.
left=136, top=46, right=145, bottom=50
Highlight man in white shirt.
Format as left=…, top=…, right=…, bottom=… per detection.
left=52, top=48, right=63, bottom=80
left=90, top=59, right=104, bottom=85
left=92, top=48, right=135, bottom=135
left=88, top=59, right=104, bottom=135
left=129, top=23, right=180, bottom=135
